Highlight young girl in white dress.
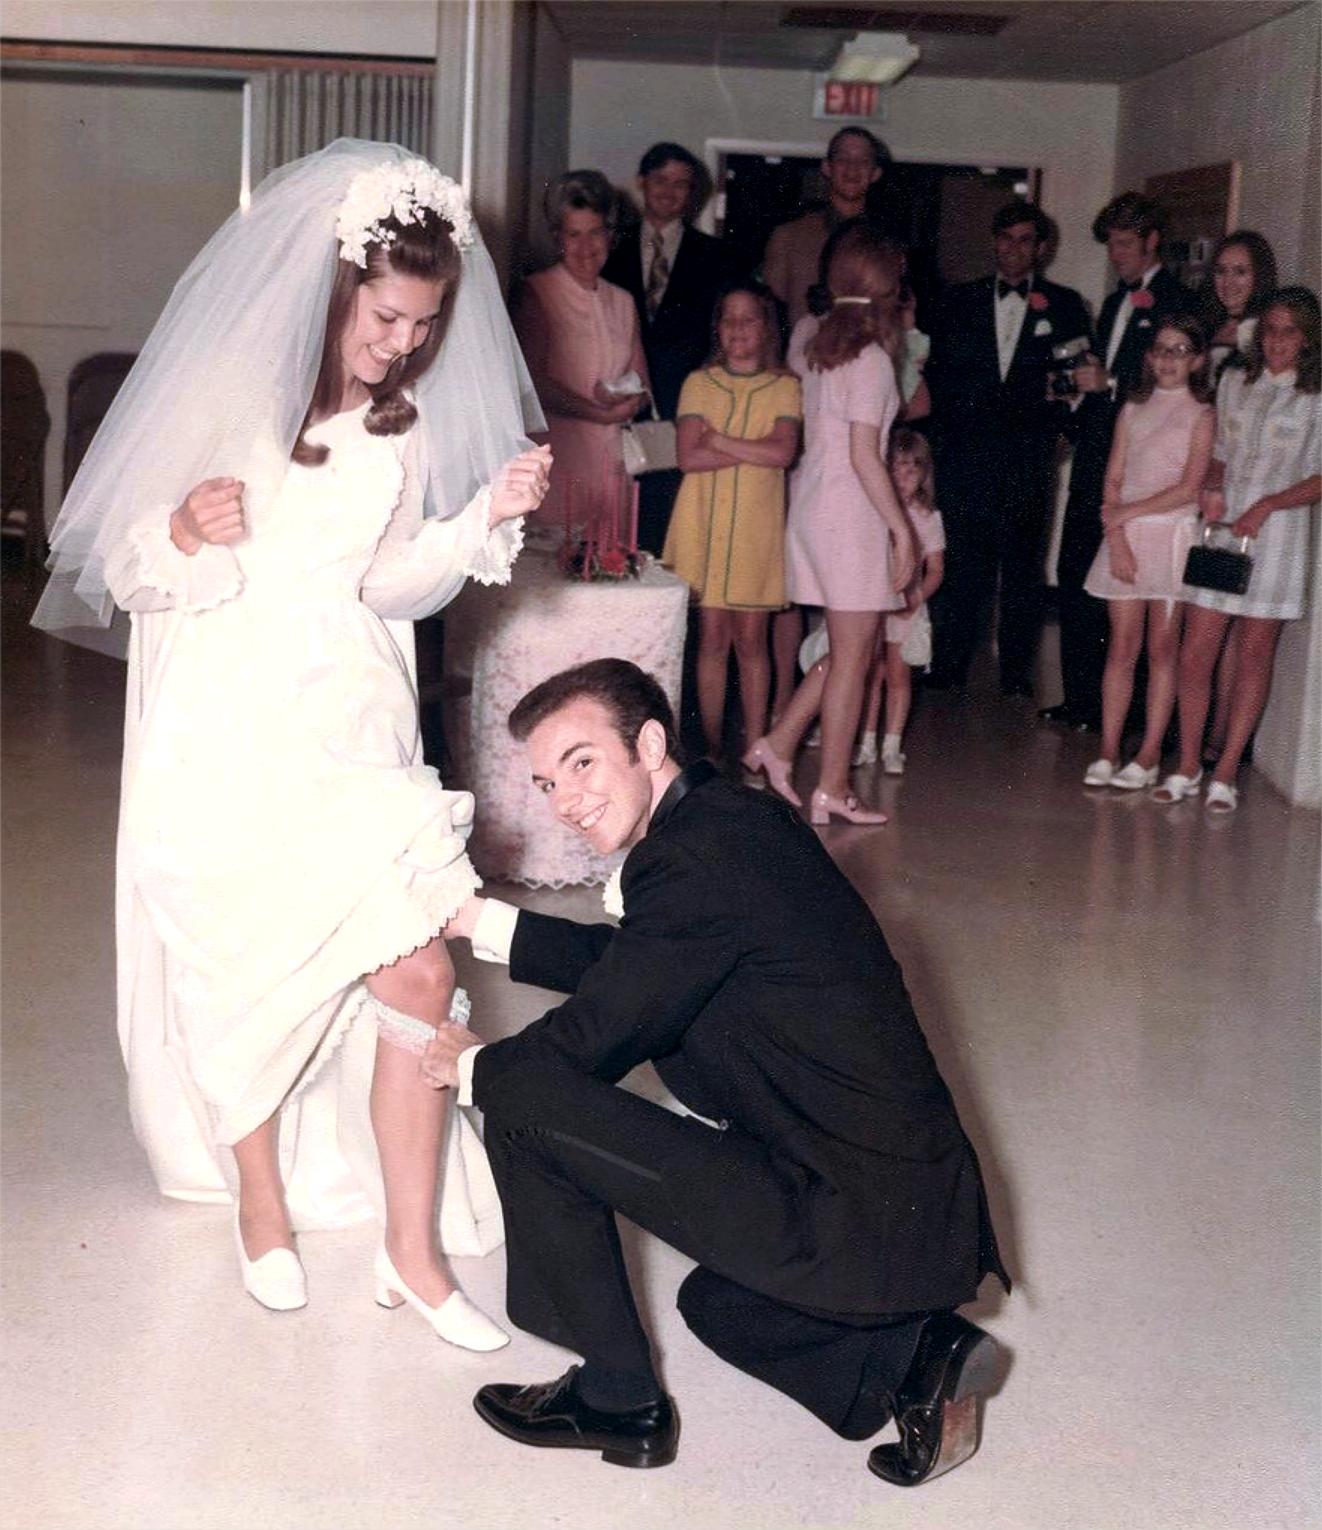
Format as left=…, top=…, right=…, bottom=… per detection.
left=35, top=142, right=550, bottom=1340
left=1082, top=316, right=1215, bottom=788
left=1156, top=288, right=1321, bottom=810
left=853, top=429, right=945, bottom=775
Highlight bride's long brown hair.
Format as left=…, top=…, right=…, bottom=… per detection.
left=294, top=210, right=463, bottom=465
left=804, top=225, right=905, bottom=374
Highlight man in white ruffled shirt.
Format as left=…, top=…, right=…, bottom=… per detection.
left=423, top=658, right=1008, bottom=1486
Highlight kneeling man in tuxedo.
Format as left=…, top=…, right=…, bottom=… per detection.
left=425, top=659, right=1009, bottom=1484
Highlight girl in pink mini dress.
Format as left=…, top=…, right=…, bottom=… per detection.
left=742, top=226, right=916, bottom=825
left=1082, top=315, right=1215, bottom=788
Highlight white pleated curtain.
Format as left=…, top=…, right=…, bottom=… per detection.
left=264, top=69, right=433, bottom=169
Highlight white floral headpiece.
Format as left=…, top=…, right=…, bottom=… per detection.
left=335, top=158, right=475, bottom=268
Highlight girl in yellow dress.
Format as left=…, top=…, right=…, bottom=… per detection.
left=664, top=282, right=802, bottom=757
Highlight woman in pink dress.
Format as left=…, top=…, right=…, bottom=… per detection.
left=743, top=225, right=916, bottom=824
left=513, top=170, right=648, bottom=531
left=1082, top=315, right=1215, bottom=788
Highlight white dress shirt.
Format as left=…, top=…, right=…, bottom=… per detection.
left=1105, top=264, right=1161, bottom=372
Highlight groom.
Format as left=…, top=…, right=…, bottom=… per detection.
left=426, top=659, right=1009, bottom=1485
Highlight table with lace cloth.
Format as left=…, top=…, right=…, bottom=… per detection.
left=442, top=544, right=689, bottom=886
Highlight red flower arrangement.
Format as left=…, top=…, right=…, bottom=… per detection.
left=1028, top=290, right=1049, bottom=312
left=1129, top=288, right=1155, bottom=309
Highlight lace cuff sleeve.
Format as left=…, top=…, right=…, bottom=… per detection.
left=360, top=484, right=525, bottom=620
left=104, top=520, right=244, bottom=614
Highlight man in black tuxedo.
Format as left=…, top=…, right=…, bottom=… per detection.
left=603, top=143, right=740, bottom=553
left=926, top=202, right=1092, bottom=696
left=1042, top=192, right=1190, bottom=729
left=425, top=659, right=1008, bottom=1484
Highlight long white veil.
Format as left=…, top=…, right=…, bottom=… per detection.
left=33, top=138, right=543, bottom=655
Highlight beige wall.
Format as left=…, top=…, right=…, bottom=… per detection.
left=0, top=0, right=439, bottom=57
left=1116, top=4, right=1322, bottom=809
left=569, top=60, right=1120, bottom=305
left=1, top=71, right=243, bottom=525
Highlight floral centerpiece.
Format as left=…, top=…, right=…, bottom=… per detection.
left=558, top=457, right=644, bottom=582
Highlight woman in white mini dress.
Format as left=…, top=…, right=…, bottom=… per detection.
left=1156, top=287, right=1321, bottom=811
left=34, top=141, right=550, bottom=1341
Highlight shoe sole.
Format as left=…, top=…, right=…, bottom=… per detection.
left=868, top=1332, right=1000, bottom=1488
left=472, top=1396, right=679, bottom=1469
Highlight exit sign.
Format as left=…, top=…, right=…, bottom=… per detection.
left=813, top=75, right=888, bottom=122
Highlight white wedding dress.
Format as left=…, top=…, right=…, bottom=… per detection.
left=107, top=403, right=518, bottom=1253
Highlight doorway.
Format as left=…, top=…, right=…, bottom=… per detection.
left=716, top=147, right=1038, bottom=320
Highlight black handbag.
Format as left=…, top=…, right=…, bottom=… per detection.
left=1183, top=521, right=1253, bottom=595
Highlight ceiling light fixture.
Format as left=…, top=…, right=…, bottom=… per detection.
left=831, top=31, right=920, bottom=85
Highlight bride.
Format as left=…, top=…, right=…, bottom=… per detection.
left=34, top=140, right=550, bottom=1345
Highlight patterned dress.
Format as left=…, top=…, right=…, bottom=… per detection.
left=1189, top=368, right=1320, bottom=619
left=663, top=367, right=801, bottom=609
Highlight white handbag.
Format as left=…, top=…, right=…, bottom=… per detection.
left=621, top=399, right=677, bottom=476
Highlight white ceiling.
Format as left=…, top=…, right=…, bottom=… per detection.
left=544, top=1, right=1310, bottom=82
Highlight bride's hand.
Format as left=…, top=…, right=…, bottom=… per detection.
left=489, top=445, right=553, bottom=524
left=170, top=477, right=245, bottom=555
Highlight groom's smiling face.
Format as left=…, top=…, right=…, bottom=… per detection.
left=527, top=696, right=662, bottom=855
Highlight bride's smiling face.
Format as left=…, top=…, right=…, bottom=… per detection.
left=339, top=271, right=445, bottom=408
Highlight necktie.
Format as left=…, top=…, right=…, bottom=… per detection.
left=1120, top=278, right=1143, bottom=293
left=997, top=278, right=1029, bottom=300
left=645, top=230, right=670, bottom=319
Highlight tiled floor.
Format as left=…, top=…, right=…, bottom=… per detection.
left=2, top=556, right=1318, bottom=1530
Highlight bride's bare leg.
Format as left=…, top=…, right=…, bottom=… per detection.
left=231, top=1114, right=295, bottom=1259
left=366, top=935, right=456, bottom=1308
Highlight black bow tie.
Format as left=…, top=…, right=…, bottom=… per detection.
left=997, top=279, right=1029, bottom=300
left=1120, top=278, right=1145, bottom=293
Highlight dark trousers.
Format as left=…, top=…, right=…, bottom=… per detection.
left=479, top=1052, right=922, bottom=1438
left=637, top=469, right=681, bottom=557
left=933, top=502, right=1049, bottom=691
left=1054, top=505, right=1108, bottom=723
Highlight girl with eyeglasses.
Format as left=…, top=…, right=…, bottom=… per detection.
left=1081, top=315, right=1215, bottom=788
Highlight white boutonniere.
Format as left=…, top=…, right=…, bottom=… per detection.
left=1034, top=318, right=1052, bottom=337
left=602, top=866, right=625, bottom=919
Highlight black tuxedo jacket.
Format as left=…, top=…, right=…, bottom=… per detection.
left=926, top=274, right=1093, bottom=518
left=1066, top=264, right=1191, bottom=517
left=472, top=762, right=1006, bottom=1317
left=603, top=225, right=740, bottom=420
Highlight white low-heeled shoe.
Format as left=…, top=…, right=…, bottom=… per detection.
left=1152, top=769, right=1203, bottom=803
left=1205, top=780, right=1239, bottom=814
left=1112, top=761, right=1159, bottom=791
left=1083, top=758, right=1115, bottom=787
left=234, top=1212, right=307, bottom=1312
left=852, top=735, right=878, bottom=767
left=374, top=1246, right=509, bottom=1352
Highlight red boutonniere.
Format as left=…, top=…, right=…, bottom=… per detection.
left=1129, top=288, right=1155, bottom=309
left=1028, top=290, right=1049, bottom=312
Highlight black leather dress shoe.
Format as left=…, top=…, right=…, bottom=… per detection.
left=473, top=1366, right=679, bottom=1468
left=867, top=1313, right=1000, bottom=1488
left=1037, top=702, right=1074, bottom=724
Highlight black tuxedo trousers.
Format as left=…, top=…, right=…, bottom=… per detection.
left=480, top=1047, right=923, bottom=1437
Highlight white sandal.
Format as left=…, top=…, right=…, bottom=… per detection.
left=1152, top=770, right=1202, bottom=803
left=1205, top=780, right=1239, bottom=814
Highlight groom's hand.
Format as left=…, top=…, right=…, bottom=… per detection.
left=443, top=896, right=485, bottom=943
left=421, top=1019, right=481, bottom=1089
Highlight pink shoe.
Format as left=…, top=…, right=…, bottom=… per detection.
left=809, top=789, right=887, bottom=826
left=741, top=738, right=801, bottom=807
